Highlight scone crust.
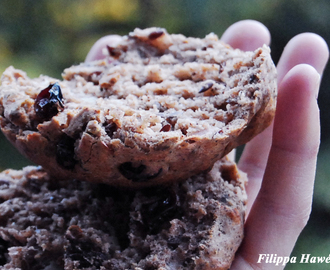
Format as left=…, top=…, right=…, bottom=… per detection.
left=0, top=27, right=276, bottom=187
left=0, top=156, right=247, bottom=270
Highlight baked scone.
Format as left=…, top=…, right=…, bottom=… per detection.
left=0, top=27, right=276, bottom=187
left=0, top=156, right=247, bottom=270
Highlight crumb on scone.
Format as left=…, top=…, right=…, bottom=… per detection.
left=0, top=27, right=276, bottom=187
left=0, top=156, right=247, bottom=270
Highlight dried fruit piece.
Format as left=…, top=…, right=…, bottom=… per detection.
left=104, top=122, right=118, bottom=137
left=199, top=82, right=214, bottom=93
left=148, top=30, right=164, bottom=40
left=65, top=228, right=105, bottom=268
left=118, top=162, right=162, bottom=182
left=249, top=74, right=259, bottom=84
left=160, top=123, right=171, bottom=132
left=107, top=45, right=122, bottom=58
left=34, top=82, right=64, bottom=120
left=67, top=225, right=83, bottom=239
left=56, top=134, right=76, bottom=170
left=140, top=188, right=181, bottom=234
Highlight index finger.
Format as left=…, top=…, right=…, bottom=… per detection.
left=220, top=20, right=271, bottom=51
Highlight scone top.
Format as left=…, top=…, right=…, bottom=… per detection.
left=0, top=27, right=277, bottom=187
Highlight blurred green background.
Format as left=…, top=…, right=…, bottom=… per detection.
left=0, top=0, right=329, bottom=268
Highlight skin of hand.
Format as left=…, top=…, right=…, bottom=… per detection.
left=86, top=20, right=329, bottom=270
left=221, top=20, right=329, bottom=269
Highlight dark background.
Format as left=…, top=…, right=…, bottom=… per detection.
left=0, top=1, right=329, bottom=268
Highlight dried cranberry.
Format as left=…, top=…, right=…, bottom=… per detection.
left=160, top=123, right=171, bottom=132
left=166, top=116, right=178, bottom=127
left=34, top=82, right=64, bottom=120
left=148, top=30, right=164, bottom=40
left=27, top=178, right=41, bottom=193
left=67, top=225, right=83, bottom=239
left=199, top=82, right=214, bottom=93
left=167, top=237, right=182, bottom=249
left=167, top=235, right=189, bottom=250
left=56, top=134, right=76, bottom=170
left=66, top=236, right=105, bottom=268
left=106, top=45, right=122, bottom=58
left=0, top=180, right=9, bottom=187
left=249, top=74, right=259, bottom=84
left=118, top=162, right=162, bottom=182
left=104, top=122, right=118, bottom=137
left=140, top=188, right=182, bottom=234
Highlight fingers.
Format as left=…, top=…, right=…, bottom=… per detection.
left=238, top=124, right=273, bottom=214
left=277, top=33, right=329, bottom=83
left=227, top=148, right=236, bottom=162
left=232, top=64, right=321, bottom=269
left=220, top=20, right=271, bottom=201
left=220, top=20, right=271, bottom=51
left=85, top=35, right=122, bottom=62
left=238, top=32, right=329, bottom=214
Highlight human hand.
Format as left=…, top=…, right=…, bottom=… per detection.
left=221, top=20, right=329, bottom=269
left=85, top=21, right=329, bottom=269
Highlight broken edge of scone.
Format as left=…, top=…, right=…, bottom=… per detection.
left=0, top=156, right=247, bottom=269
left=0, top=27, right=277, bottom=187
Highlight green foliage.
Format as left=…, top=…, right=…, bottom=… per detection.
left=313, top=143, right=330, bottom=212
left=0, top=1, right=330, bottom=267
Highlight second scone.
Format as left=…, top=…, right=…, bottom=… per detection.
left=0, top=156, right=247, bottom=270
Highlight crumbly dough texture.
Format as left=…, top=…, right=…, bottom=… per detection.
left=0, top=156, right=247, bottom=270
left=0, top=27, right=276, bottom=187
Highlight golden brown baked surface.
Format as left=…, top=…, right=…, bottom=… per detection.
left=0, top=27, right=276, bottom=187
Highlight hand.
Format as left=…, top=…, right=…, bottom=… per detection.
left=221, top=20, right=329, bottom=269
left=85, top=21, right=329, bottom=269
